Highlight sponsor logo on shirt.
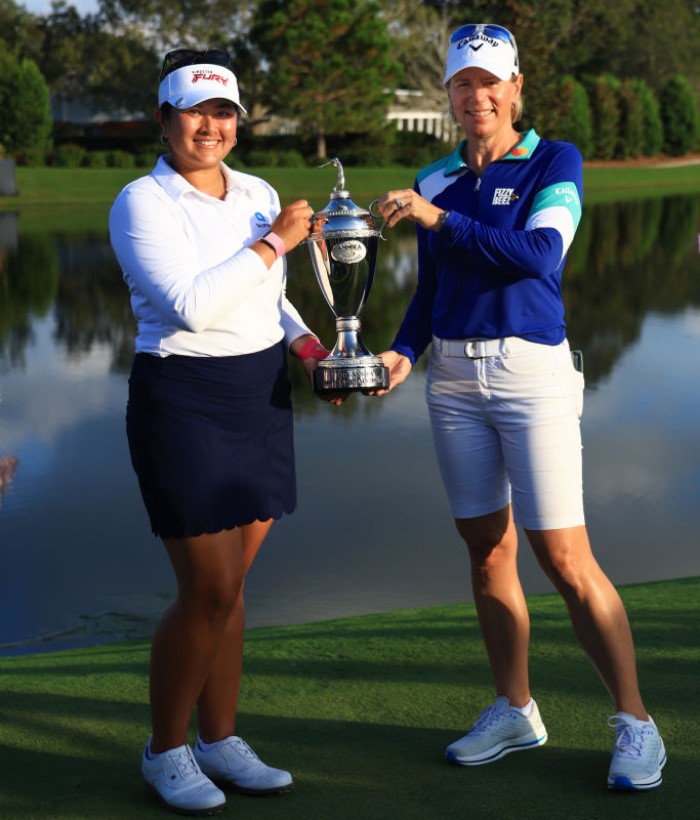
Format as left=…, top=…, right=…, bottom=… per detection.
left=555, top=185, right=580, bottom=205
left=255, top=211, right=271, bottom=228
left=492, top=188, right=519, bottom=205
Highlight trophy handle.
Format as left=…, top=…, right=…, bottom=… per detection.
left=368, top=199, right=388, bottom=241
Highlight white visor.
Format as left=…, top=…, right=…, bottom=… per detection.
left=444, top=24, right=519, bottom=85
left=158, top=63, right=247, bottom=113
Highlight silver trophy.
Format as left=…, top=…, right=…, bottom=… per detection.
left=306, top=158, right=390, bottom=394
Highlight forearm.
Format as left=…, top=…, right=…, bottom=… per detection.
left=439, top=212, right=565, bottom=280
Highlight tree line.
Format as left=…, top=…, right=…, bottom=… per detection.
left=0, top=0, right=698, bottom=165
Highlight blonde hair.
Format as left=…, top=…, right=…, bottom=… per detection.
left=511, top=93, right=523, bottom=123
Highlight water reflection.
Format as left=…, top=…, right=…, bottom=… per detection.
left=2, top=195, right=698, bottom=396
left=0, top=195, right=699, bottom=655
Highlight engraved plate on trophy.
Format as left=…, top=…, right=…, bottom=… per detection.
left=305, top=158, right=390, bottom=395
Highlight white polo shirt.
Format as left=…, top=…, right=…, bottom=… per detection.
left=109, top=155, right=312, bottom=356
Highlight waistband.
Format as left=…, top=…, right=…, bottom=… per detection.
left=434, top=336, right=546, bottom=359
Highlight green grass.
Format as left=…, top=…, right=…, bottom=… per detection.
left=0, top=577, right=697, bottom=819
left=582, top=163, right=700, bottom=202
left=2, top=161, right=699, bottom=220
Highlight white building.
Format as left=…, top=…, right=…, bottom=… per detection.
left=386, top=89, right=457, bottom=142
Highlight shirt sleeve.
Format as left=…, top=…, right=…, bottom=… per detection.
left=109, top=186, right=271, bottom=334
left=438, top=218, right=564, bottom=280
left=390, top=142, right=583, bottom=362
left=278, top=267, right=314, bottom=346
left=438, top=144, right=583, bottom=280
left=390, top=221, right=437, bottom=365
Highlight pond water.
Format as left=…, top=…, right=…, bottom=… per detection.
left=0, top=193, right=699, bottom=656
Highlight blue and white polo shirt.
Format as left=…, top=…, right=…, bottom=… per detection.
left=391, top=129, right=583, bottom=364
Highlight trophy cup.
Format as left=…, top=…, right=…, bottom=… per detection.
left=306, top=158, right=390, bottom=395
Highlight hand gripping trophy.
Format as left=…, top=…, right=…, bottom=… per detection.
left=305, top=158, right=390, bottom=395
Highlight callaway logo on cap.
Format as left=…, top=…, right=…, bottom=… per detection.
left=444, top=23, right=519, bottom=85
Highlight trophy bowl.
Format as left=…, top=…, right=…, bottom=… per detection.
left=305, top=159, right=390, bottom=395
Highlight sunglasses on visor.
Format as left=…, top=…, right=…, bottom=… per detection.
left=450, top=24, right=519, bottom=66
left=159, top=49, right=234, bottom=81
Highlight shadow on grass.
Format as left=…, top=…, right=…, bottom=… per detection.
left=0, top=712, right=692, bottom=820
left=0, top=579, right=697, bottom=819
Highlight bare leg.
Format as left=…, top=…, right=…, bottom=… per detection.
left=149, top=523, right=270, bottom=753
left=456, top=505, right=531, bottom=707
left=197, top=519, right=273, bottom=742
left=526, top=525, right=647, bottom=719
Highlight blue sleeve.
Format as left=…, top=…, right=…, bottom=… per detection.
left=438, top=144, right=583, bottom=280
left=438, top=218, right=565, bottom=280
left=390, top=222, right=436, bottom=365
left=388, top=141, right=583, bottom=361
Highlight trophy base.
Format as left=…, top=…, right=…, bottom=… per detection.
left=313, top=358, right=390, bottom=395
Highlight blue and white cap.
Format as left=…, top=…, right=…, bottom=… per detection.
left=444, top=24, right=519, bottom=85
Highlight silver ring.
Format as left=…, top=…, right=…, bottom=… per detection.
left=395, top=198, right=404, bottom=209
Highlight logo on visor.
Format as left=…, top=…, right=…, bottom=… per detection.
left=192, top=71, right=229, bottom=86
left=457, top=34, right=501, bottom=51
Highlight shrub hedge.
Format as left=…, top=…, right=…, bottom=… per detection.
left=12, top=71, right=699, bottom=167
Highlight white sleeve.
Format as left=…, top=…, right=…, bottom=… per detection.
left=109, top=186, right=270, bottom=334
left=279, top=270, right=314, bottom=346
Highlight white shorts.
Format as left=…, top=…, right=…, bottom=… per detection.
left=426, top=336, right=585, bottom=530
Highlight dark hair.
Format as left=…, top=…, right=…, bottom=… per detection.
left=158, top=49, right=242, bottom=116
left=160, top=49, right=234, bottom=81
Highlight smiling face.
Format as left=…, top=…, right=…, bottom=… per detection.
left=158, top=97, right=239, bottom=177
left=448, top=66, right=523, bottom=145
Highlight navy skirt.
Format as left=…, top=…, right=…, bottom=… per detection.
left=126, top=344, right=296, bottom=539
